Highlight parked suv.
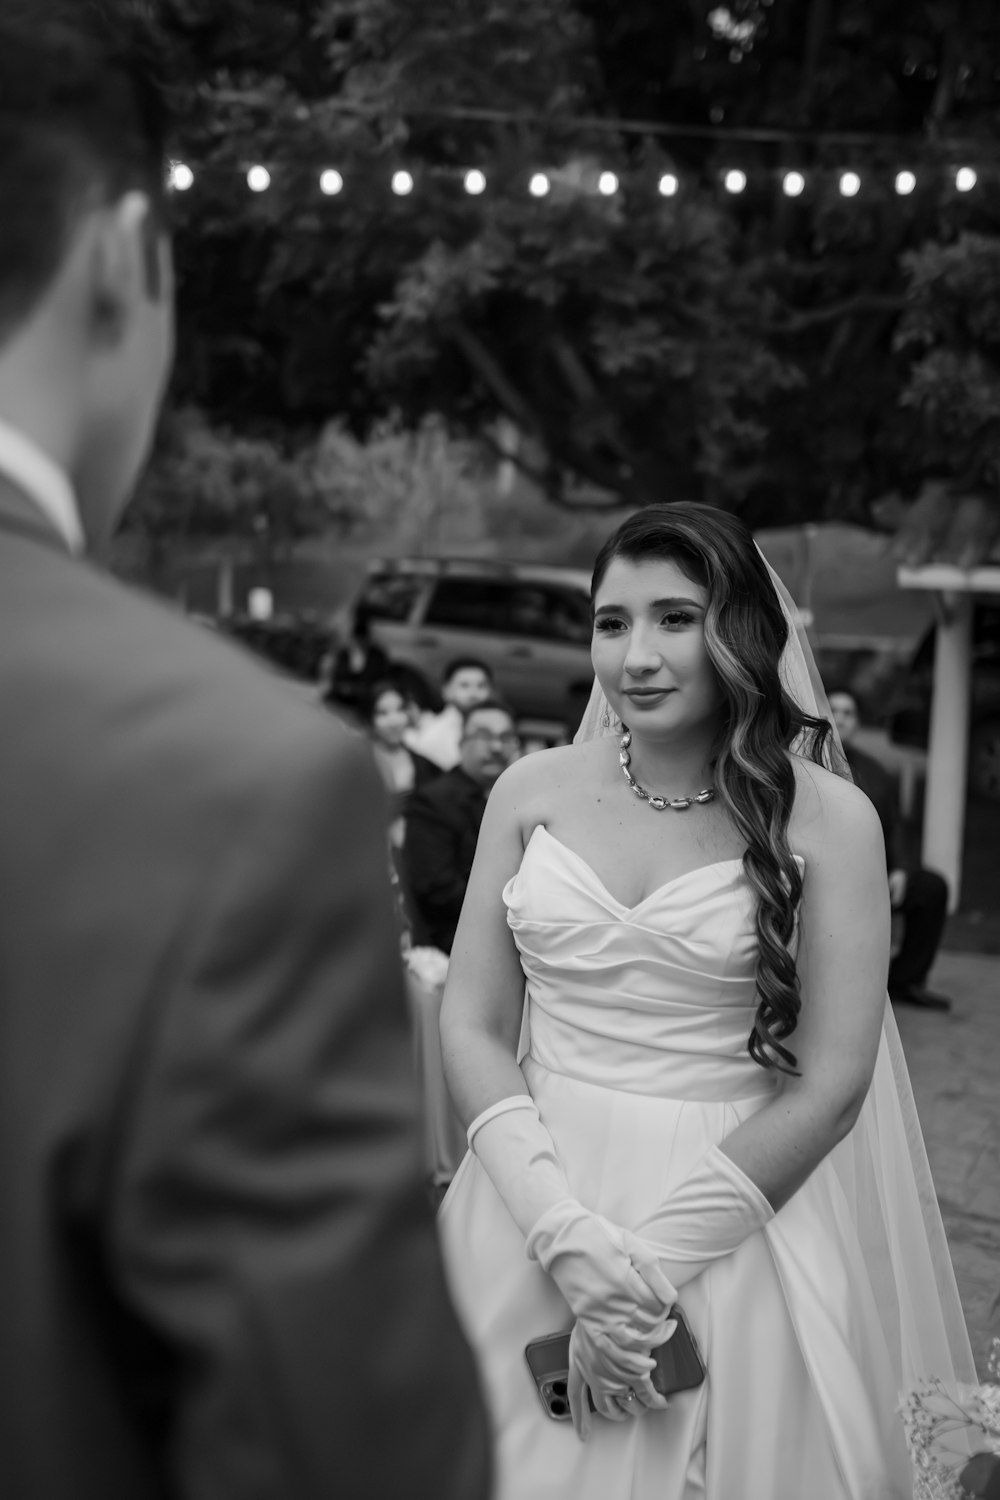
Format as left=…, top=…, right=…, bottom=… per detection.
left=886, top=602, right=1000, bottom=800
left=340, top=558, right=596, bottom=734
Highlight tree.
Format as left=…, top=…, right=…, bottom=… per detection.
left=155, top=0, right=1000, bottom=526
left=125, top=406, right=333, bottom=564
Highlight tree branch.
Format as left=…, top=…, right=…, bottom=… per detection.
left=447, top=319, right=547, bottom=441
left=767, top=293, right=904, bottom=335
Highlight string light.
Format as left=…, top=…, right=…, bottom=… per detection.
left=169, top=161, right=194, bottom=192
left=164, top=156, right=996, bottom=205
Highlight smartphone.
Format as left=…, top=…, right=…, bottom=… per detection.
left=525, top=1306, right=705, bottom=1421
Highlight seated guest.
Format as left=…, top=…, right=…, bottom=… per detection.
left=363, top=680, right=440, bottom=844
left=829, top=688, right=952, bottom=1011
left=404, top=657, right=494, bottom=771
left=404, top=700, right=520, bottom=952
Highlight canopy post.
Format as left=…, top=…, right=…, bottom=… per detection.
left=921, top=591, right=973, bottom=911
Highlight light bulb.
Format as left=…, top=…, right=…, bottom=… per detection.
left=391, top=170, right=414, bottom=196
left=529, top=172, right=551, bottom=198
left=782, top=171, right=805, bottom=197
left=320, top=169, right=344, bottom=196
left=839, top=171, right=861, bottom=197
left=895, top=170, right=916, bottom=195
left=464, top=169, right=487, bottom=195
left=598, top=171, right=619, bottom=196
left=658, top=173, right=679, bottom=197
left=956, top=166, right=977, bottom=192
left=247, top=165, right=271, bottom=193
left=724, top=169, right=747, bottom=194
left=169, top=161, right=194, bottom=192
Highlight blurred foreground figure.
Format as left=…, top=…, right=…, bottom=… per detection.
left=0, top=6, right=491, bottom=1499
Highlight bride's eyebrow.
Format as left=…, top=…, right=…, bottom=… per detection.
left=593, top=596, right=702, bottom=615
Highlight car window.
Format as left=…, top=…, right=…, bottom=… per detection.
left=359, top=573, right=424, bottom=623
left=505, top=584, right=592, bottom=644
left=423, top=578, right=514, bottom=631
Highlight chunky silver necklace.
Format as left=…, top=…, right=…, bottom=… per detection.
left=618, top=728, right=716, bottom=812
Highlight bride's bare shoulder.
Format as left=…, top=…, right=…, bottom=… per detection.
left=487, top=739, right=608, bottom=820
left=789, top=754, right=884, bottom=865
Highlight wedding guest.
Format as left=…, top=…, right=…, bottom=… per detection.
left=0, top=7, right=490, bottom=1499
left=405, top=656, right=495, bottom=770
left=829, top=688, right=952, bottom=1011
left=362, top=679, right=440, bottom=944
left=322, top=604, right=392, bottom=719
left=404, top=700, right=521, bottom=952
left=363, top=679, right=441, bottom=841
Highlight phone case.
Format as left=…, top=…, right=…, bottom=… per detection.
left=525, top=1307, right=706, bottom=1421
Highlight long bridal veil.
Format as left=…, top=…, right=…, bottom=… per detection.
left=574, top=552, right=977, bottom=1401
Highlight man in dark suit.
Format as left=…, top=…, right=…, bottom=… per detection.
left=829, top=690, right=952, bottom=1011
left=0, top=7, right=491, bottom=1498
left=404, top=702, right=521, bottom=951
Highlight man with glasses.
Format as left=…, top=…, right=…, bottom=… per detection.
left=404, top=701, right=522, bottom=953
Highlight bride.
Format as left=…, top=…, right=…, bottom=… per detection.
left=437, top=504, right=974, bottom=1500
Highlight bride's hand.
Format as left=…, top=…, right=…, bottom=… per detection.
left=566, top=1318, right=674, bottom=1441
left=528, top=1209, right=677, bottom=1345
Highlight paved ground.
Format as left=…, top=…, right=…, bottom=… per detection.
left=894, top=948, right=1000, bottom=1377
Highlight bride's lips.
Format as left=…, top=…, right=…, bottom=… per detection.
left=622, top=688, right=674, bottom=708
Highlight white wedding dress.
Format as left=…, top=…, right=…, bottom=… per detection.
left=439, top=824, right=920, bottom=1500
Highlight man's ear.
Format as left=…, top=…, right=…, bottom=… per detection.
left=90, top=191, right=161, bottom=338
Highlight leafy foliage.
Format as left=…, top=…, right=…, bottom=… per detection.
left=151, top=0, right=1000, bottom=532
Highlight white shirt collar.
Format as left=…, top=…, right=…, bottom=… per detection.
left=0, top=417, right=85, bottom=555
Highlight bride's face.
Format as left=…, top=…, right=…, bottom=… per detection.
left=591, top=555, right=724, bottom=738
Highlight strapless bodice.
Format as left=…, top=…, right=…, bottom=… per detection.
left=502, top=825, right=802, bottom=1102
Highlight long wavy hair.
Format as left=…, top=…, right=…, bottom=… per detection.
left=591, top=502, right=836, bottom=1074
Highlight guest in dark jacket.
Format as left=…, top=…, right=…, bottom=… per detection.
left=322, top=606, right=391, bottom=719
left=404, top=700, right=521, bottom=952
left=830, top=689, right=952, bottom=1011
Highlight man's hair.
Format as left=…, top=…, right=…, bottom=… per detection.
left=461, top=698, right=516, bottom=728
left=442, top=657, right=493, bottom=686
left=0, top=0, right=171, bottom=343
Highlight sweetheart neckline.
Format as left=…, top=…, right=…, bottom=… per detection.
left=526, top=825, right=806, bottom=916
left=528, top=825, right=747, bottom=915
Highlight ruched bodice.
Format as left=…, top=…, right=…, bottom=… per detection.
left=503, top=825, right=799, bottom=1102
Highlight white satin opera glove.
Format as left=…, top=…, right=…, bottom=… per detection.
left=468, top=1096, right=674, bottom=1346
left=632, top=1144, right=775, bottom=1292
